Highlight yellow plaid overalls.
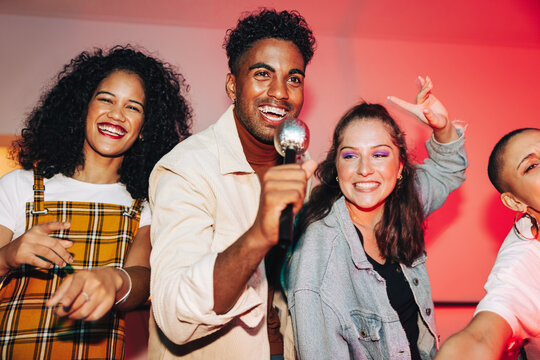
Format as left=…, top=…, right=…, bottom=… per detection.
left=0, top=173, right=142, bottom=359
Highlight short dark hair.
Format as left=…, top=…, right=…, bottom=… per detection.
left=296, top=102, right=425, bottom=266
left=487, top=128, right=539, bottom=193
left=223, top=8, right=316, bottom=74
left=12, top=45, right=192, bottom=200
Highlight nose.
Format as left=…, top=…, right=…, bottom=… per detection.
left=268, top=78, right=289, bottom=100
left=357, top=157, right=373, bottom=176
left=108, top=105, right=125, bottom=121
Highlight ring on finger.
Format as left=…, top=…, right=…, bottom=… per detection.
left=81, top=291, right=90, bottom=302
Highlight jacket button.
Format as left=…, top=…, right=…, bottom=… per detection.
left=425, top=308, right=432, bottom=316
left=413, top=278, right=419, bottom=286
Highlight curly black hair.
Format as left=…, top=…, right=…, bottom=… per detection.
left=12, top=45, right=192, bottom=200
left=223, top=8, right=316, bottom=74
left=296, top=103, right=425, bottom=266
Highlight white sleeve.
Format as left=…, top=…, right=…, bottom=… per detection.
left=138, top=200, right=151, bottom=228
left=475, top=231, right=540, bottom=340
left=0, top=170, right=24, bottom=233
left=149, top=166, right=264, bottom=345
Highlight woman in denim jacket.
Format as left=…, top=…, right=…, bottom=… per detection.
left=287, top=77, right=468, bottom=360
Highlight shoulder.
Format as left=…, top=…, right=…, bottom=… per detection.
left=493, top=224, right=540, bottom=270
left=159, top=125, right=217, bottom=166
left=0, top=168, right=32, bottom=184
left=0, top=169, right=33, bottom=197
left=152, top=124, right=219, bottom=177
left=289, top=211, right=343, bottom=289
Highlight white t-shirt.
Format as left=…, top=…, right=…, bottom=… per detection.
left=475, top=216, right=540, bottom=355
left=0, top=169, right=151, bottom=240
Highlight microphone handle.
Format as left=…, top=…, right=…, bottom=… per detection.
left=278, top=147, right=296, bottom=250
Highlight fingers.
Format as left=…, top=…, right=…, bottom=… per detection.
left=46, top=275, right=73, bottom=307
left=8, top=223, right=74, bottom=270
left=48, top=270, right=116, bottom=321
left=38, top=221, right=71, bottom=235
left=416, top=76, right=433, bottom=104
left=31, top=222, right=73, bottom=267
left=301, top=159, right=318, bottom=179
left=422, top=105, right=447, bottom=130
left=255, top=163, right=313, bottom=241
left=33, top=237, right=73, bottom=268
left=386, top=96, right=425, bottom=123
left=387, top=95, right=415, bottom=113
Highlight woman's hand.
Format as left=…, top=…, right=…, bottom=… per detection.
left=46, top=267, right=128, bottom=321
left=387, top=76, right=458, bottom=143
left=0, top=222, right=73, bottom=275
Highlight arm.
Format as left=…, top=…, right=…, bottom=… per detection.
left=213, top=161, right=317, bottom=314
left=0, top=171, right=74, bottom=276
left=290, top=290, right=350, bottom=360
left=150, top=160, right=316, bottom=344
left=435, top=311, right=512, bottom=360
left=46, top=225, right=151, bottom=320
left=388, top=76, right=468, bottom=215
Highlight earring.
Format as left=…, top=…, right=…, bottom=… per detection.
left=398, top=174, right=403, bottom=181
left=335, top=176, right=339, bottom=182
left=513, top=212, right=538, bottom=241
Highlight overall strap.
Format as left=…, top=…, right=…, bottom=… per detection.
left=32, top=172, right=48, bottom=214
left=123, top=198, right=143, bottom=218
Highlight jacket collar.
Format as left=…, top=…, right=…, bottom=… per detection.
left=213, top=105, right=255, bottom=175
left=332, top=196, right=373, bottom=270
left=331, top=196, right=427, bottom=269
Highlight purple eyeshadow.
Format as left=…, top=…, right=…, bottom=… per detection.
left=374, top=150, right=390, bottom=156
left=342, top=152, right=356, bottom=158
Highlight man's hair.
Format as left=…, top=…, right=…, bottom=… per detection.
left=223, top=9, right=316, bottom=74
left=487, top=128, right=539, bottom=193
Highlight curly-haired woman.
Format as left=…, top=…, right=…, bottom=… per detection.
left=0, top=45, right=191, bottom=359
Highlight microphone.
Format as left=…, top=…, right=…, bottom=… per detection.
left=273, top=118, right=310, bottom=249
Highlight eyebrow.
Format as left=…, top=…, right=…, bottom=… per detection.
left=248, top=63, right=305, bottom=77
left=517, top=153, right=535, bottom=170
left=340, top=144, right=392, bottom=151
left=96, top=91, right=145, bottom=108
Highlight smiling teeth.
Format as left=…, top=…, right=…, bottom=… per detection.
left=354, top=182, right=378, bottom=190
left=98, top=124, right=126, bottom=136
left=259, top=105, right=287, bottom=117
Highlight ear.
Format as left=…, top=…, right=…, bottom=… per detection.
left=225, top=73, right=236, bottom=102
left=500, top=192, right=527, bottom=213
left=398, top=162, right=404, bottom=179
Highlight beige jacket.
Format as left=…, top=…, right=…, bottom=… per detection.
left=148, top=106, right=295, bottom=359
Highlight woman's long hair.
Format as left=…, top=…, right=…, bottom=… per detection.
left=296, top=102, right=425, bottom=265
left=12, top=45, right=192, bottom=200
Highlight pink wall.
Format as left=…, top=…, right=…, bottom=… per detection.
left=0, top=9, right=539, bottom=350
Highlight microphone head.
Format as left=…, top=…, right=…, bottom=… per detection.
left=274, top=118, right=310, bottom=157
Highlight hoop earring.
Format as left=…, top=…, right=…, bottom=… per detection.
left=513, top=212, right=538, bottom=241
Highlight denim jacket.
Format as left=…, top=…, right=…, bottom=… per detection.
left=287, top=132, right=467, bottom=360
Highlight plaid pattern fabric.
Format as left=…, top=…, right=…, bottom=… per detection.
left=0, top=174, right=142, bottom=359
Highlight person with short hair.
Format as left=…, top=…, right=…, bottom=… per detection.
left=148, top=9, right=317, bottom=360
left=435, top=128, right=540, bottom=360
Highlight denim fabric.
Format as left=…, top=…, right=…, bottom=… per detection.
left=287, top=131, right=468, bottom=360
left=288, top=198, right=437, bottom=360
